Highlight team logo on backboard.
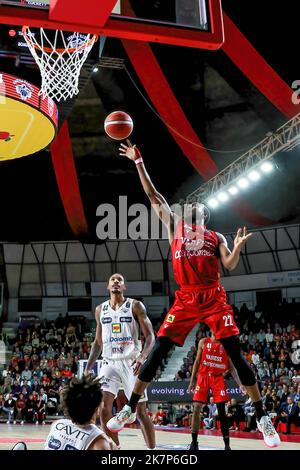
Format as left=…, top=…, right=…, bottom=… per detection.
left=14, top=79, right=33, bottom=101
left=166, top=314, right=175, bottom=323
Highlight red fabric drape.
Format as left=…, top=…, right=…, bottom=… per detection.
left=223, top=13, right=300, bottom=119
left=50, top=122, right=88, bottom=236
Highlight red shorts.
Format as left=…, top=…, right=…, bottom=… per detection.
left=193, top=373, right=229, bottom=403
left=157, top=285, right=239, bottom=346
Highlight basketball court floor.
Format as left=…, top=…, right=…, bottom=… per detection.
left=0, top=424, right=299, bottom=451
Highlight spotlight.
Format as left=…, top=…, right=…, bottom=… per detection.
left=93, top=66, right=99, bottom=73
left=248, top=170, right=261, bottom=182
left=207, top=198, right=219, bottom=209
left=237, top=177, right=249, bottom=189
left=217, top=192, right=229, bottom=202
left=228, top=186, right=239, bottom=195
left=260, top=161, right=274, bottom=173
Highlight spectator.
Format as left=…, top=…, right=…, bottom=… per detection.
left=243, top=396, right=257, bottom=432
left=153, top=406, right=167, bottom=425
left=21, top=365, right=32, bottom=382
left=251, top=350, right=260, bottom=367
left=175, top=406, right=186, bottom=427
left=20, top=379, right=32, bottom=397
left=31, top=376, right=40, bottom=394
left=4, top=393, right=15, bottom=424
left=274, top=396, right=299, bottom=434
left=203, top=397, right=218, bottom=430
left=227, top=398, right=244, bottom=431
left=0, top=394, right=13, bottom=422
left=265, top=329, right=274, bottom=344
left=257, top=329, right=266, bottom=344
left=61, top=366, right=73, bottom=380
left=34, top=396, right=46, bottom=425
left=14, top=393, right=26, bottom=425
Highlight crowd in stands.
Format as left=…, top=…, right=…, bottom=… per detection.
left=173, top=300, right=300, bottom=433
left=2, top=299, right=300, bottom=433
left=0, top=313, right=93, bottom=424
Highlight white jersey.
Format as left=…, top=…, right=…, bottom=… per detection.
left=100, top=297, right=142, bottom=360
left=44, top=418, right=105, bottom=450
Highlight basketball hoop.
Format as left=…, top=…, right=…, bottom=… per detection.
left=22, top=26, right=97, bottom=102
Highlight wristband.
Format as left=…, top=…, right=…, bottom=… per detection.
left=135, top=157, right=144, bottom=165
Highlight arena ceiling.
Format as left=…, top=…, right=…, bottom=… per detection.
left=0, top=0, right=299, bottom=242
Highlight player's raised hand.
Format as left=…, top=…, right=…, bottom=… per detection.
left=119, top=139, right=141, bottom=162
left=234, top=226, right=252, bottom=249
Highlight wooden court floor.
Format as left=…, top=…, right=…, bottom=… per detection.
left=0, top=423, right=299, bottom=450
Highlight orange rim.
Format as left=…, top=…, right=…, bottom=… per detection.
left=22, top=26, right=98, bottom=54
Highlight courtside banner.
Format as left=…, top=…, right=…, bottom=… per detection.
left=147, top=379, right=244, bottom=403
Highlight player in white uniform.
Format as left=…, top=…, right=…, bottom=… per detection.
left=85, top=273, right=156, bottom=449
left=44, top=375, right=116, bottom=450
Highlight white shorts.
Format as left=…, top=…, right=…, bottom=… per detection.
left=99, top=358, right=148, bottom=403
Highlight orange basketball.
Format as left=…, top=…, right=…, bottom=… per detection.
left=104, top=111, right=133, bottom=140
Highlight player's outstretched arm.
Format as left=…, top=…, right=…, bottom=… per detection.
left=85, top=305, right=103, bottom=374
left=217, top=227, right=252, bottom=271
left=132, top=300, right=155, bottom=376
left=187, top=338, right=205, bottom=392
left=119, top=140, right=178, bottom=241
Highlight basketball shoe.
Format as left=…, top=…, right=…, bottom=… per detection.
left=107, top=405, right=136, bottom=432
left=257, top=415, right=280, bottom=448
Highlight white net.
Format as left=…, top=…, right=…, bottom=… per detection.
left=22, top=27, right=97, bottom=102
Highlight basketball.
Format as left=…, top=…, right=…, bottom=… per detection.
left=104, top=111, right=133, bottom=140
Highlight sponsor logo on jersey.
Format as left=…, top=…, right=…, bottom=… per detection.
left=55, top=423, right=90, bottom=440
left=195, top=385, right=200, bottom=391
left=109, top=336, right=133, bottom=343
left=120, top=316, right=132, bottom=323
left=112, top=323, right=121, bottom=334
left=48, top=437, right=61, bottom=450
left=65, top=444, right=78, bottom=450
left=166, top=314, right=175, bottom=323
left=102, top=317, right=112, bottom=324
left=125, top=300, right=131, bottom=308
left=112, top=347, right=124, bottom=354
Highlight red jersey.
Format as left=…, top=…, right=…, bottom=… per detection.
left=171, top=221, right=220, bottom=288
left=199, top=337, right=229, bottom=376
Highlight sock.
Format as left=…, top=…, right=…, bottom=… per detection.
left=253, top=400, right=266, bottom=421
left=128, top=393, right=142, bottom=413
left=192, top=432, right=198, bottom=445
left=223, top=436, right=230, bottom=447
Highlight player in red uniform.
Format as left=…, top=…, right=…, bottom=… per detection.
left=107, top=141, right=280, bottom=448
left=188, top=333, right=242, bottom=450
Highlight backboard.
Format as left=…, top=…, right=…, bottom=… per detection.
left=0, top=0, right=224, bottom=50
